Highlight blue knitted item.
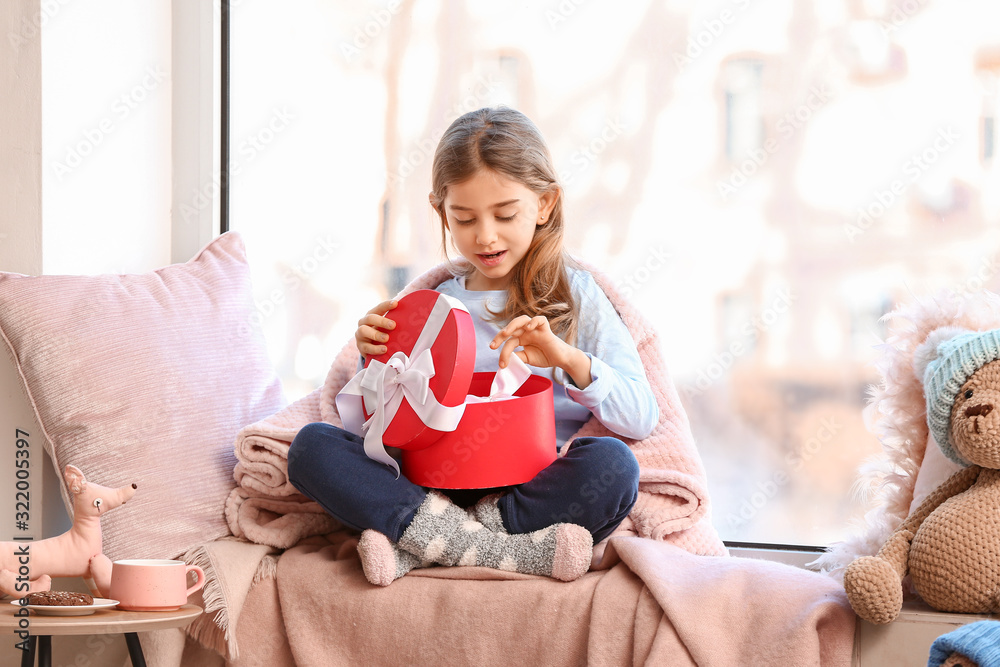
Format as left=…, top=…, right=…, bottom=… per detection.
left=928, top=620, right=1000, bottom=667
left=923, top=328, right=1000, bottom=465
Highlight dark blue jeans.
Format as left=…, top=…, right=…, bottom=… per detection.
left=287, top=422, right=640, bottom=543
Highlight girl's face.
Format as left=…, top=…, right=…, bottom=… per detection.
left=440, top=168, right=558, bottom=291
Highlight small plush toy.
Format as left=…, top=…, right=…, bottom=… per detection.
left=927, top=620, right=1000, bottom=667
left=844, top=327, right=1000, bottom=624
left=0, top=465, right=136, bottom=599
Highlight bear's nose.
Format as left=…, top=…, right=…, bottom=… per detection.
left=965, top=403, right=994, bottom=418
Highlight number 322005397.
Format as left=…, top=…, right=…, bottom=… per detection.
left=15, top=429, right=30, bottom=524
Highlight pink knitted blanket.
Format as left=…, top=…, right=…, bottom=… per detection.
left=254, top=532, right=853, bottom=667
left=226, top=262, right=726, bottom=557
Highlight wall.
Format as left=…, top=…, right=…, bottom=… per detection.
left=42, top=0, right=173, bottom=274
left=0, top=0, right=42, bottom=275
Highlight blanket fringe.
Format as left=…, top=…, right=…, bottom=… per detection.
left=181, top=541, right=239, bottom=660
left=254, top=554, right=278, bottom=584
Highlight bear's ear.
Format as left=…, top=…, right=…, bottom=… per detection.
left=913, top=326, right=974, bottom=386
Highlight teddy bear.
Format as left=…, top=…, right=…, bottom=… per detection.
left=844, top=327, right=1000, bottom=625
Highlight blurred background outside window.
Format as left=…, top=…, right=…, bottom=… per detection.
left=228, top=0, right=1000, bottom=547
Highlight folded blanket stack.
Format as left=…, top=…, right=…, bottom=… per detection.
left=225, top=390, right=341, bottom=549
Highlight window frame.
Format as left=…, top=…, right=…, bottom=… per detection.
left=172, top=0, right=225, bottom=259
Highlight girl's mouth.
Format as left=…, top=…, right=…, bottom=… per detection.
left=477, top=250, right=507, bottom=267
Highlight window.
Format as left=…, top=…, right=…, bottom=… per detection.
left=226, top=1, right=1000, bottom=548
left=987, top=116, right=996, bottom=163
left=978, top=51, right=1000, bottom=164
left=722, top=58, right=764, bottom=162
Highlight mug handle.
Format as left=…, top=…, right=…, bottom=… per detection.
left=185, top=565, right=206, bottom=597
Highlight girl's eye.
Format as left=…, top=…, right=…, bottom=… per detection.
left=496, top=214, right=516, bottom=222
left=965, top=389, right=974, bottom=399
left=454, top=218, right=475, bottom=225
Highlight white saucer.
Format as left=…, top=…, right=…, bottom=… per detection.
left=10, top=597, right=119, bottom=616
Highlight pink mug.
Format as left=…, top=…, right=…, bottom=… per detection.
left=110, top=559, right=205, bottom=611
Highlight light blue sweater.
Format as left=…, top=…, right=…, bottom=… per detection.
left=436, top=267, right=658, bottom=449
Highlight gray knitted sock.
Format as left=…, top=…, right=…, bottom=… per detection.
left=357, top=529, right=428, bottom=586
left=398, top=491, right=593, bottom=581
left=468, top=493, right=507, bottom=533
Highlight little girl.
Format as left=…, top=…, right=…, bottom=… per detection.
left=288, top=107, right=657, bottom=586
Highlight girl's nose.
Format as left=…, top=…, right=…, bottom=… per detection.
left=476, top=222, right=497, bottom=245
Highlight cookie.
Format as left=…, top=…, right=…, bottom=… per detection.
left=22, top=590, right=94, bottom=606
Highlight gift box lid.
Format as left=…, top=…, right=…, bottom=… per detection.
left=365, top=289, right=476, bottom=449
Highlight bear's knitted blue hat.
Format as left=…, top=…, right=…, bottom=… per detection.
left=927, top=619, right=1000, bottom=667
left=917, top=327, right=1000, bottom=466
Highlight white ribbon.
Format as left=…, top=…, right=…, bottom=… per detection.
left=336, top=292, right=533, bottom=476
left=465, top=353, right=532, bottom=404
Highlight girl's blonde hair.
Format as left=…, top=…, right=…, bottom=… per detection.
left=429, top=107, right=579, bottom=344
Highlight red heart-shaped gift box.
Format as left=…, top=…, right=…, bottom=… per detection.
left=365, top=289, right=556, bottom=488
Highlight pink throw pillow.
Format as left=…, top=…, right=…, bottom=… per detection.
left=0, top=232, right=285, bottom=561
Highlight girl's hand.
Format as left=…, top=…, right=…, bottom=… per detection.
left=355, top=299, right=398, bottom=358
left=490, top=315, right=592, bottom=388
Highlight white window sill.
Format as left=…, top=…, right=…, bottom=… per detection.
left=853, top=599, right=994, bottom=667
left=726, top=544, right=992, bottom=666
left=725, top=543, right=825, bottom=570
